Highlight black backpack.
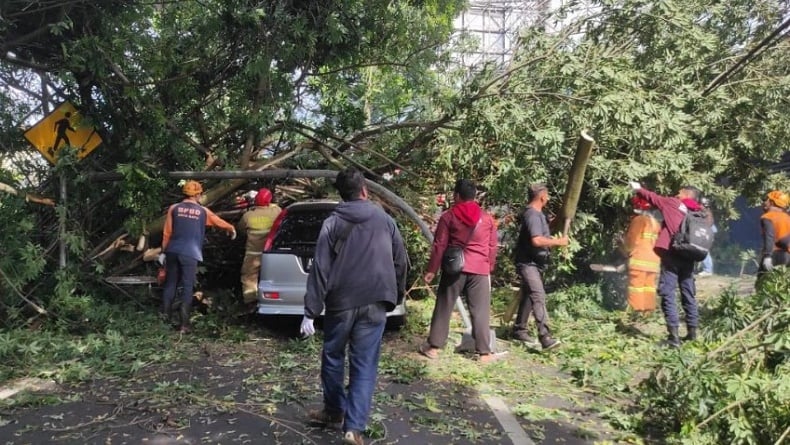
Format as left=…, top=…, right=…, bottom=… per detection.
left=670, top=209, right=714, bottom=261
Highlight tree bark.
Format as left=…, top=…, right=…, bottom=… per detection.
left=554, top=130, right=595, bottom=235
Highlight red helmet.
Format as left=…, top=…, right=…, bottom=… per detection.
left=631, top=195, right=652, bottom=210
left=255, top=188, right=272, bottom=206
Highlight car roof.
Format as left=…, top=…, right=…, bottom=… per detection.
left=284, top=200, right=339, bottom=212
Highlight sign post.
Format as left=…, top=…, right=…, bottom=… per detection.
left=23, top=102, right=103, bottom=269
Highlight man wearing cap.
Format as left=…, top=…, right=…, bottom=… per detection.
left=237, top=188, right=282, bottom=309
left=629, top=182, right=703, bottom=347
left=758, top=191, right=790, bottom=279
left=621, top=195, right=660, bottom=313
left=162, top=180, right=237, bottom=333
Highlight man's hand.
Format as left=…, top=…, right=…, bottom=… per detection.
left=229, top=229, right=237, bottom=240
left=423, top=272, right=435, bottom=284
left=300, top=316, right=315, bottom=337
left=762, top=256, right=773, bottom=271
left=556, top=236, right=570, bottom=247
left=629, top=181, right=641, bottom=191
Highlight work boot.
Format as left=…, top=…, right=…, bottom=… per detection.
left=660, top=326, right=681, bottom=348
left=682, top=326, right=697, bottom=342
left=179, top=300, right=192, bottom=334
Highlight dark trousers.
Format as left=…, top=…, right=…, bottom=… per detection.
left=513, top=264, right=551, bottom=339
left=427, top=273, right=492, bottom=354
left=162, top=253, right=198, bottom=313
left=321, top=302, right=387, bottom=433
left=658, top=254, right=698, bottom=328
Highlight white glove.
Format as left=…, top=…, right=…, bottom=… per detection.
left=300, top=316, right=315, bottom=337
left=629, top=181, right=641, bottom=191
left=230, top=229, right=237, bottom=240
left=762, top=256, right=773, bottom=271
left=157, top=253, right=166, bottom=265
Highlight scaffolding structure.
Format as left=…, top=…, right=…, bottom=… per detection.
left=452, top=0, right=553, bottom=67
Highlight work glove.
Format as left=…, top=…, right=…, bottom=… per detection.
left=300, top=316, right=315, bottom=337
left=761, top=256, right=773, bottom=271
left=629, top=181, right=641, bottom=191
left=229, top=229, right=237, bottom=240
left=157, top=253, right=166, bottom=266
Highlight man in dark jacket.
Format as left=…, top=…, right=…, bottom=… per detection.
left=630, top=181, right=703, bottom=347
left=301, top=167, right=408, bottom=445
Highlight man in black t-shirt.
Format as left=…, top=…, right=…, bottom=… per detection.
left=511, top=183, right=568, bottom=350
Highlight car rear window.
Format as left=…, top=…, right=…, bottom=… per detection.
left=271, top=208, right=335, bottom=250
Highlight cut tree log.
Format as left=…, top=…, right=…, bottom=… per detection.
left=553, top=130, right=596, bottom=235
left=0, top=181, right=55, bottom=206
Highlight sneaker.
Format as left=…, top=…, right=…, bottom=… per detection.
left=308, top=408, right=343, bottom=426
left=512, top=331, right=541, bottom=347
left=418, top=342, right=440, bottom=359
left=540, top=337, right=562, bottom=350
left=697, top=271, right=713, bottom=277
left=342, top=430, right=364, bottom=445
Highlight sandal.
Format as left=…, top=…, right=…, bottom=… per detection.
left=418, top=342, right=440, bottom=359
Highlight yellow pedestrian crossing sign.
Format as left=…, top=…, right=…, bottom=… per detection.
left=23, top=102, right=103, bottom=164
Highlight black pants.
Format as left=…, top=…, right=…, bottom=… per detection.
left=513, top=263, right=551, bottom=339
left=427, top=272, right=492, bottom=354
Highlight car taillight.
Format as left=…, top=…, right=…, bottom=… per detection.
left=263, top=209, right=287, bottom=251
left=262, top=292, right=280, bottom=300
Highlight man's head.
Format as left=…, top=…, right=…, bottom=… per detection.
left=527, top=183, right=549, bottom=206
left=677, top=186, right=701, bottom=201
left=255, top=188, right=273, bottom=206
left=335, top=167, right=367, bottom=201
left=453, top=179, right=477, bottom=202
left=182, top=180, right=203, bottom=197
left=765, top=190, right=789, bottom=210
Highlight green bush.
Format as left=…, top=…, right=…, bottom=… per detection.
left=637, top=269, right=790, bottom=444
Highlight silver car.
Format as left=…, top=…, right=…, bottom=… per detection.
left=257, top=200, right=406, bottom=327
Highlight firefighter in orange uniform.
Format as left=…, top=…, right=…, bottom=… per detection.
left=237, top=188, right=282, bottom=308
left=621, top=195, right=661, bottom=312
left=759, top=190, right=790, bottom=276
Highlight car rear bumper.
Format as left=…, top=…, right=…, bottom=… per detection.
left=256, top=301, right=406, bottom=317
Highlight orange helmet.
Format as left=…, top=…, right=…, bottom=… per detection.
left=182, top=180, right=203, bottom=197
left=767, top=190, right=789, bottom=209
left=255, top=188, right=273, bottom=206
left=631, top=195, right=652, bottom=211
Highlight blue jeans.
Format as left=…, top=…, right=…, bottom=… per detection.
left=658, top=254, right=698, bottom=328
left=162, top=253, right=198, bottom=312
left=321, top=302, right=387, bottom=433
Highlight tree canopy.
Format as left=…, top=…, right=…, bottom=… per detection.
left=1, top=0, right=789, bottom=304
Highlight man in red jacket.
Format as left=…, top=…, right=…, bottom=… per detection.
left=419, top=179, right=499, bottom=363
left=630, top=181, right=703, bottom=347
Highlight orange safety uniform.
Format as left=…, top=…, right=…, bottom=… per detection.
left=237, top=203, right=282, bottom=302
left=622, top=212, right=660, bottom=312
left=760, top=210, right=790, bottom=266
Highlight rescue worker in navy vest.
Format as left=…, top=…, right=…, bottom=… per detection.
left=758, top=191, right=790, bottom=280
left=511, top=183, right=568, bottom=350
left=630, top=182, right=702, bottom=347
left=237, top=188, right=282, bottom=309
left=162, top=181, right=236, bottom=333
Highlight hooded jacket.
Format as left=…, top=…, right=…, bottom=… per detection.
left=636, top=188, right=702, bottom=255
left=426, top=200, right=498, bottom=275
left=304, top=199, right=408, bottom=319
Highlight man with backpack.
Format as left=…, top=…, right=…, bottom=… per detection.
left=630, top=182, right=708, bottom=347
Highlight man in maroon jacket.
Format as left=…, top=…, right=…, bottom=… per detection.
left=630, top=181, right=703, bottom=347
left=419, top=179, right=499, bottom=363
